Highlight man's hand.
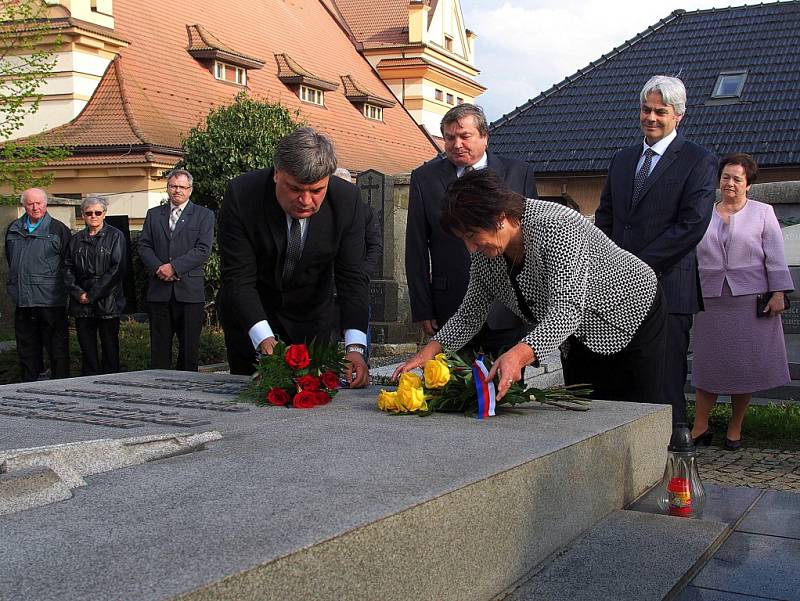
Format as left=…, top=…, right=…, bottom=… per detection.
left=155, top=263, right=177, bottom=281
left=258, top=336, right=279, bottom=356
left=487, top=343, right=536, bottom=401
left=78, top=292, right=90, bottom=305
left=416, top=319, right=439, bottom=337
left=343, top=352, right=369, bottom=388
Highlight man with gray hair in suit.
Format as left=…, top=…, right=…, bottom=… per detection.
left=138, top=168, right=214, bottom=371
left=596, top=75, right=717, bottom=424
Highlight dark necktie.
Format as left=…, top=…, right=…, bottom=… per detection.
left=631, top=148, right=656, bottom=206
left=283, top=218, right=301, bottom=281
left=462, top=165, right=474, bottom=176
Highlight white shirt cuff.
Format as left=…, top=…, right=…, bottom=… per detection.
left=248, top=320, right=274, bottom=350
left=344, top=329, right=367, bottom=347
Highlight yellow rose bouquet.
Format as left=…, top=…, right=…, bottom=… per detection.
left=377, top=351, right=591, bottom=417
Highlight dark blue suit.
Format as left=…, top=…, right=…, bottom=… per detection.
left=596, top=133, right=717, bottom=421
left=406, top=152, right=537, bottom=354
left=138, top=201, right=214, bottom=370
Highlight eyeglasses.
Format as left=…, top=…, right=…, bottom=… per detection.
left=167, top=185, right=192, bottom=191
left=83, top=211, right=104, bottom=217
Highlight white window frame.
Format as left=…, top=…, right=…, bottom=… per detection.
left=299, top=85, right=324, bottom=106
left=214, top=61, right=226, bottom=80
left=363, top=104, right=383, bottom=121
left=235, top=66, right=246, bottom=85
left=711, top=71, right=747, bottom=98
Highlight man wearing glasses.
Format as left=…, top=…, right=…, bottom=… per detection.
left=138, top=169, right=214, bottom=371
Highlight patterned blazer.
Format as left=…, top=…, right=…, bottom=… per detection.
left=434, top=200, right=658, bottom=360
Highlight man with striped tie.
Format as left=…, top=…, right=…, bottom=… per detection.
left=138, top=169, right=214, bottom=371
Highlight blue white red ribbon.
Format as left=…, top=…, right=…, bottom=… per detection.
left=472, top=354, right=496, bottom=419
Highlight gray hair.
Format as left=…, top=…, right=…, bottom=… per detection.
left=20, top=188, right=48, bottom=206
left=273, top=127, right=337, bottom=184
left=440, top=103, right=489, bottom=137
left=640, top=76, right=687, bottom=116
left=81, top=195, right=109, bottom=213
left=166, top=168, right=194, bottom=186
left=333, top=167, right=352, bottom=181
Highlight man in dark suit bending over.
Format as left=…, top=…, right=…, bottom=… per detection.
left=406, top=104, right=538, bottom=357
left=595, top=75, right=717, bottom=424
left=218, top=128, right=369, bottom=386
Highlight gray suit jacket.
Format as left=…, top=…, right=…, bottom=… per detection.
left=138, top=201, right=214, bottom=303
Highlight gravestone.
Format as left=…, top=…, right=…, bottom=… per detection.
left=357, top=170, right=405, bottom=343
left=0, top=370, right=671, bottom=601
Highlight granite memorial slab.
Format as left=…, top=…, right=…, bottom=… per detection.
left=0, top=370, right=671, bottom=601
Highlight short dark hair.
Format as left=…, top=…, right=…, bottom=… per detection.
left=273, top=127, right=337, bottom=183
left=440, top=169, right=525, bottom=238
left=440, top=103, right=489, bottom=138
left=719, top=153, right=758, bottom=185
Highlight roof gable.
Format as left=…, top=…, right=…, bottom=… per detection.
left=490, top=1, right=800, bottom=173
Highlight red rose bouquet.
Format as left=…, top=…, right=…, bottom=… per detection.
left=239, top=341, right=346, bottom=409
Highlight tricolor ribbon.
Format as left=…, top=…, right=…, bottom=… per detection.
left=472, top=354, right=496, bottom=419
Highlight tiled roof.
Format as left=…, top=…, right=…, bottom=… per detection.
left=332, top=0, right=416, bottom=47
left=340, top=75, right=395, bottom=107
left=34, top=0, right=436, bottom=175
left=275, top=53, right=339, bottom=91
left=489, top=1, right=800, bottom=173
left=186, top=24, right=265, bottom=69
left=35, top=55, right=183, bottom=151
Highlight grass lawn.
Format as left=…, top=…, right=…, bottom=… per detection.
left=687, top=401, right=800, bottom=450
left=0, top=319, right=227, bottom=385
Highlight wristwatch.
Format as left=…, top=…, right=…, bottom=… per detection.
left=345, top=344, right=366, bottom=355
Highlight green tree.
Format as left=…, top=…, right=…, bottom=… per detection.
left=0, top=0, right=70, bottom=202
left=180, top=92, right=303, bottom=212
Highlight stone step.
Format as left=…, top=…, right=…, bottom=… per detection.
left=504, top=510, right=728, bottom=601
left=0, top=371, right=670, bottom=601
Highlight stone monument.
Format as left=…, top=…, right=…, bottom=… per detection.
left=0, top=370, right=675, bottom=600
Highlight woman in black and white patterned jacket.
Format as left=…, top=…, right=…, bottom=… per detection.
left=394, top=170, right=667, bottom=404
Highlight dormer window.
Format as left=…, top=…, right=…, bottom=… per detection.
left=214, top=61, right=247, bottom=86
left=300, top=85, right=324, bottom=106
left=275, top=53, right=338, bottom=107
left=186, top=24, right=264, bottom=86
left=364, top=104, right=383, bottom=121
left=340, top=75, right=395, bottom=122
left=712, top=71, right=747, bottom=98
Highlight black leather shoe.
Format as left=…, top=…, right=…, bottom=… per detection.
left=692, top=430, right=713, bottom=446
left=724, top=437, right=742, bottom=450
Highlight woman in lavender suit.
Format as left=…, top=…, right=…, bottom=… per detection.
left=691, top=153, right=794, bottom=449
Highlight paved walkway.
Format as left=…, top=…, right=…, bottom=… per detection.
left=698, top=445, right=800, bottom=492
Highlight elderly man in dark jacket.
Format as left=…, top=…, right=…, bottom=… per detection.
left=5, top=188, right=71, bottom=381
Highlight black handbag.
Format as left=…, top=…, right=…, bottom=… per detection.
left=756, top=292, right=790, bottom=318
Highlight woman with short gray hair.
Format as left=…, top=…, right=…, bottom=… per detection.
left=63, top=196, right=126, bottom=375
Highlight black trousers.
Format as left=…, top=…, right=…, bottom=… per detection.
left=14, top=306, right=70, bottom=382
left=663, top=313, right=693, bottom=426
left=75, top=317, right=120, bottom=376
left=562, top=286, right=666, bottom=404
left=148, top=298, right=204, bottom=371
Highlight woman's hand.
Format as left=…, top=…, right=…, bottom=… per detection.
left=766, top=291, right=788, bottom=317
left=78, top=292, right=90, bottom=304
left=391, top=340, right=443, bottom=380
left=487, top=343, right=536, bottom=401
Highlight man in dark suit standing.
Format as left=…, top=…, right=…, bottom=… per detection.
left=595, top=75, right=717, bottom=424
left=406, top=104, right=538, bottom=356
left=138, top=169, right=214, bottom=371
left=218, top=128, right=369, bottom=386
